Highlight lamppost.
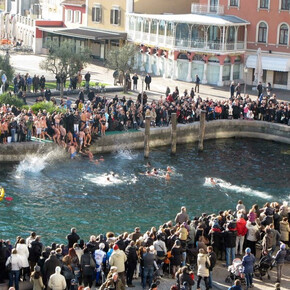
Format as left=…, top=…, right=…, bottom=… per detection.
left=141, top=72, right=145, bottom=106
left=244, top=66, right=248, bottom=98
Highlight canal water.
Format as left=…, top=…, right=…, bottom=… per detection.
left=0, top=138, right=289, bottom=244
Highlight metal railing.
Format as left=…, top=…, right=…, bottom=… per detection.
left=191, top=4, right=225, bottom=15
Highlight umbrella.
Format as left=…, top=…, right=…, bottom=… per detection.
left=254, top=47, right=263, bottom=84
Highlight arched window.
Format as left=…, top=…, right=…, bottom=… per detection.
left=279, top=24, right=288, bottom=45
left=258, top=22, right=267, bottom=43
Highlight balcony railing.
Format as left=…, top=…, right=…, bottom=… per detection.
left=191, top=4, right=225, bottom=15
left=129, top=30, right=245, bottom=52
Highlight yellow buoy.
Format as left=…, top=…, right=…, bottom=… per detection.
left=0, top=187, right=5, bottom=201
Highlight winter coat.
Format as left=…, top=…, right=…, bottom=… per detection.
left=43, top=255, right=62, bottom=283
left=197, top=253, right=210, bottom=277
left=125, top=245, right=138, bottom=264
left=109, top=249, right=127, bottom=273
left=236, top=218, right=248, bottom=236
left=16, top=243, right=29, bottom=268
left=48, top=267, right=66, bottom=290
left=279, top=221, right=290, bottom=242
left=208, top=251, right=217, bottom=271
left=30, top=275, right=45, bottom=290
left=275, top=249, right=287, bottom=264
left=171, top=246, right=183, bottom=266
left=29, top=240, right=43, bottom=263
left=175, top=211, right=189, bottom=224
left=66, top=232, right=80, bottom=249
left=224, top=230, right=237, bottom=248
left=242, top=253, right=255, bottom=274
left=178, top=227, right=188, bottom=241
left=80, top=252, right=95, bottom=276
left=5, top=253, right=22, bottom=271
left=246, top=221, right=259, bottom=242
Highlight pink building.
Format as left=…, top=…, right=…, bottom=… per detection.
left=199, top=0, right=290, bottom=89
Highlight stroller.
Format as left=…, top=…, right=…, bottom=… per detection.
left=254, top=253, right=274, bottom=280
left=225, top=258, right=246, bottom=285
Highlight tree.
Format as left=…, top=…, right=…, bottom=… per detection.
left=0, top=52, right=15, bottom=86
left=106, top=43, right=137, bottom=93
left=40, top=40, right=91, bottom=97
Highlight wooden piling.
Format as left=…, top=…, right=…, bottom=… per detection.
left=198, top=110, right=207, bottom=151
left=144, top=116, right=151, bottom=158
left=171, top=113, right=177, bottom=155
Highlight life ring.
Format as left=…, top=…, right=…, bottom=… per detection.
left=0, top=187, right=5, bottom=201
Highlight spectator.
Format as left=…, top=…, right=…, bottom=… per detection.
left=48, top=266, right=66, bottom=290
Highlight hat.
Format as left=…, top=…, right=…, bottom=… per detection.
left=34, top=265, right=40, bottom=272
left=245, top=247, right=251, bottom=254
left=99, top=243, right=105, bottom=250
left=113, top=244, right=119, bottom=250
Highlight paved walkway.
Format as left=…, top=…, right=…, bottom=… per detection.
left=5, top=53, right=290, bottom=102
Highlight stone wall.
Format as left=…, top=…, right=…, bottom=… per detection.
left=0, top=120, right=289, bottom=162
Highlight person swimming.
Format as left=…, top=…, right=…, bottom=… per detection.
left=167, top=166, right=173, bottom=173
left=165, top=172, right=170, bottom=181
left=152, top=168, right=158, bottom=175
left=146, top=162, right=151, bottom=168
left=210, top=177, right=216, bottom=186
left=69, top=144, right=77, bottom=159
left=99, top=156, right=105, bottom=161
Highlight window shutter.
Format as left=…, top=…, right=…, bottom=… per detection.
left=110, top=9, right=113, bottom=24
left=118, top=10, right=121, bottom=25
left=99, top=7, right=102, bottom=22
left=92, top=7, right=95, bottom=22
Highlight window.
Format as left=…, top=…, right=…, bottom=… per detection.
left=110, top=7, right=121, bottom=25
left=66, top=9, right=72, bottom=22
left=281, top=0, right=290, bottom=10
left=229, top=0, right=239, bottom=6
left=258, top=22, right=267, bottom=43
left=274, top=71, right=288, bottom=85
left=210, top=0, right=219, bottom=12
left=279, top=24, right=288, bottom=44
left=260, top=0, right=269, bottom=9
left=92, top=5, right=102, bottom=23
left=74, top=10, right=81, bottom=24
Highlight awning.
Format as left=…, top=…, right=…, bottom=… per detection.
left=38, top=27, right=127, bottom=41
left=246, top=55, right=290, bottom=72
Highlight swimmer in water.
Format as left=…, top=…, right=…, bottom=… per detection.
left=107, top=177, right=112, bottom=182
left=69, top=143, right=77, bottom=159
left=145, top=170, right=154, bottom=176
left=210, top=177, right=216, bottom=186
left=165, top=172, right=170, bottom=181
left=152, top=168, right=158, bottom=175
left=84, top=149, right=94, bottom=161
left=99, top=156, right=105, bottom=161
left=167, top=166, right=173, bottom=173
left=146, top=162, right=151, bottom=167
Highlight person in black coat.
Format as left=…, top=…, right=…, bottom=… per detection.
left=43, top=250, right=62, bottom=286
left=66, top=228, right=80, bottom=249
left=207, top=246, right=217, bottom=289
left=0, top=241, right=8, bottom=283
left=125, top=241, right=138, bottom=287
left=145, top=73, right=151, bottom=90
left=29, top=236, right=43, bottom=272
left=171, top=240, right=183, bottom=278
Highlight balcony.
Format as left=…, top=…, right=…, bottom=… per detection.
left=128, top=30, right=245, bottom=52
left=191, top=4, right=225, bottom=15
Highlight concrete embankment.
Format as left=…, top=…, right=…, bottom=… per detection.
left=0, top=120, right=289, bottom=162
left=89, top=120, right=290, bottom=154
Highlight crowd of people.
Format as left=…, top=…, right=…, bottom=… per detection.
left=0, top=200, right=289, bottom=290
left=1, top=79, right=290, bottom=148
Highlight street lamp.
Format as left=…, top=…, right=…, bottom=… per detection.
left=141, top=72, right=145, bottom=106
left=244, top=66, right=248, bottom=98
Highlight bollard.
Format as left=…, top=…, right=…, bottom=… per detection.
left=144, top=116, right=151, bottom=158
left=198, top=110, right=207, bottom=152
left=171, top=113, right=177, bottom=155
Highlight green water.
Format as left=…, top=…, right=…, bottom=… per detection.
left=0, top=138, right=289, bottom=244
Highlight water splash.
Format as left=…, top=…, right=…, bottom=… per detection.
left=204, top=177, right=272, bottom=200
left=114, top=149, right=138, bottom=160
left=84, top=173, right=138, bottom=186
left=16, top=148, right=66, bottom=174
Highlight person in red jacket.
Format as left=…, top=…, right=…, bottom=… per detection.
left=236, top=211, right=248, bottom=255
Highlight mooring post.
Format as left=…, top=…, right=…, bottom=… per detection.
left=198, top=110, right=207, bottom=152
left=171, top=113, right=177, bottom=155
left=144, top=116, right=151, bottom=158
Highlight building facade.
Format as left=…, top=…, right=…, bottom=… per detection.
left=127, top=7, right=249, bottom=86
left=199, top=0, right=290, bottom=89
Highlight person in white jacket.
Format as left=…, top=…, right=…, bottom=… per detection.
left=16, top=238, right=30, bottom=281
left=197, top=248, right=210, bottom=290
left=6, top=249, right=23, bottom=290
left=246, top=220, right=260, bottom=257
left=48, top=266, right=66, bottom=290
